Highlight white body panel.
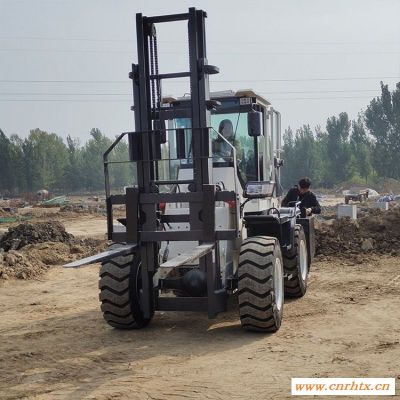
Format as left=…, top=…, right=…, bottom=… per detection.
left=159, top=164, right=279, bottom=282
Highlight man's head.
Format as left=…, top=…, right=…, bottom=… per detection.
left=298, top=177, right=311, bottom=194
left=218, top=119, right=234, bottom=140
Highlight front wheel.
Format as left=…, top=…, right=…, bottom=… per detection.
left=99, top=249, right=154, bottom=329
left=238, top=236, right=284, bottom=332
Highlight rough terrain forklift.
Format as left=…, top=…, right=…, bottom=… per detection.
left=66, top=8, right=315, bottom=332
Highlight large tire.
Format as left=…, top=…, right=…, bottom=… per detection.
left=238, top=236, right=284, bottom=332
left=99, top=250, right=154, bottom=329
left=283, top=224, right=308, bottom=298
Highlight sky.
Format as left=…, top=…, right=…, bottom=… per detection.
left=0, top=0, right=399, bottom=141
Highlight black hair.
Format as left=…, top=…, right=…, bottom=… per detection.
left=298, top=177, right=311, bottom=189
left=218, top=119, right=233, bottom=135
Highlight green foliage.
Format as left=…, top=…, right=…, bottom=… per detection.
left=0, top=128, right=133, bottom=195
left=365, top=82, right=400, bottom=179
left=282, top=125, right=324, bottom=188
left=22, top=129, right=69, bottom=191
left=350, top=116, right=372, bottom=184
left=80, top=129, right=113, bottom=191
left=0, top=81, right=399, bottom=194
left=282, top=81, right=399, bottom=189
left=0, top=130, right=14, bottom=191
left=281, top=114, right=373, bottom=189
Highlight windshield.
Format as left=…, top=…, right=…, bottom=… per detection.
left=165, top=112, right=259, bottom=186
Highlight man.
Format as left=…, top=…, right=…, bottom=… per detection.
left=281, top=177, right=321, bottom=215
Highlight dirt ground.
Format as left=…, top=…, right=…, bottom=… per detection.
left=1, top=209, right=400, bottom=399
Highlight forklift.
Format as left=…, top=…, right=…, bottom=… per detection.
left=66, top=8, right=315, bottom=332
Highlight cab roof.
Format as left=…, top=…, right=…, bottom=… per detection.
left=162, top=89, right=271, bottom=107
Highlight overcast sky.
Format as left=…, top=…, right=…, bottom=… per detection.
left=1, top=0, right=399, bottom=141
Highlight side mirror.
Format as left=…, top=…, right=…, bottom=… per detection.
left=248, top=111, right=263, bottom=137
left=244, top=181, right=275, bottom=199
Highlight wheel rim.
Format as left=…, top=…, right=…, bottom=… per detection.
left=299, top=240, right=308, bottom=281
left=274, top=257, right=284, bottom=312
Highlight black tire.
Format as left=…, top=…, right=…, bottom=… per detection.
left=238, top=236, right=284, bottom=332
left=99, top=249, right=154, bottom=329
left=283, top=225, right=308, bottom=298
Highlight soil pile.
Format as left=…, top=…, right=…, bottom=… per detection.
left=0, top=248, right=47, bottom=280
left=0, top=221, right=73, bottom=251
left=0, top=239, right=107, bottom=280
left=316, top=207, right=400, bottom=260
left=0, top=221, right=107, bottom=280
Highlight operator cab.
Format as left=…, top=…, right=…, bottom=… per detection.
left=160, top=89, right=282, bottom=193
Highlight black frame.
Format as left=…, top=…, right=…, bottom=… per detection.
left=101, top=8, right=314, bottom=319
left=105, top=8, right=237, bottom=318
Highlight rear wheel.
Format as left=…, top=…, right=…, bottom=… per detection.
left=99, top=249, right=154, bottom=329
left=283, top=225, right=308, bottom=298
left=238, top=236, right=284, bottom=332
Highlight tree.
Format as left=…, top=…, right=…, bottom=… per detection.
left=109, top=139, right=135, bottom=190
left=281, top=127, right=295, bottom=188
left=63, top=135, right=83, bottom=192
left=81, top=128, right=113, bottom=191
left=365, top=82, right=400, bottom=179
left=22, top=129, right=69, bottom=191
left=281, top=125, right=324, bottom=188
left=0, top=130, right=14, bottom=193
left=8, top=134, right=26, bottom=193
left=325, top=112, right=352, bottom=185
left=350, top=116, right=372, bottom=183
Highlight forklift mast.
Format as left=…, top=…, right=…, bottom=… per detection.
left=112, top=8, right=236, bottom=318
left=131, top=8, right=215, bottom=186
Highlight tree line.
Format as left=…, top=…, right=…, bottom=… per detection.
left=0, top=128, right=132, bottom=195
left=281, top=81, right=400, bottom=189
left=1, top=81, right=399, bottom=195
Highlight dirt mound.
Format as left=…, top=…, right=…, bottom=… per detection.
left=0, top=220, right=107, bottom=280
left=0, top=239, right=107, bottom=280
left=316, top=207, right=400, bottom=260
left=0, top=249, right=47, bottom=280
left=0, top=221, right=73, bottom=251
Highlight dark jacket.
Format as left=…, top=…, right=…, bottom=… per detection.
left=281, top=186, right=321, bottom=214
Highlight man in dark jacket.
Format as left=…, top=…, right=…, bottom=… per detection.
left=281, top=177, right=321, bottom=215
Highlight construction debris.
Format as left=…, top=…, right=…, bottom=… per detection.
left=0, top=221, right=73, bottom=251
left=41, top=195, right=69, bottom=207
left=59, top=203, right=104, bottom=213
left=0, top=221, right=107, bottom=280
left=0, top=239, right=107, bottom=280
left=315, top=207, right=400, bottom=260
